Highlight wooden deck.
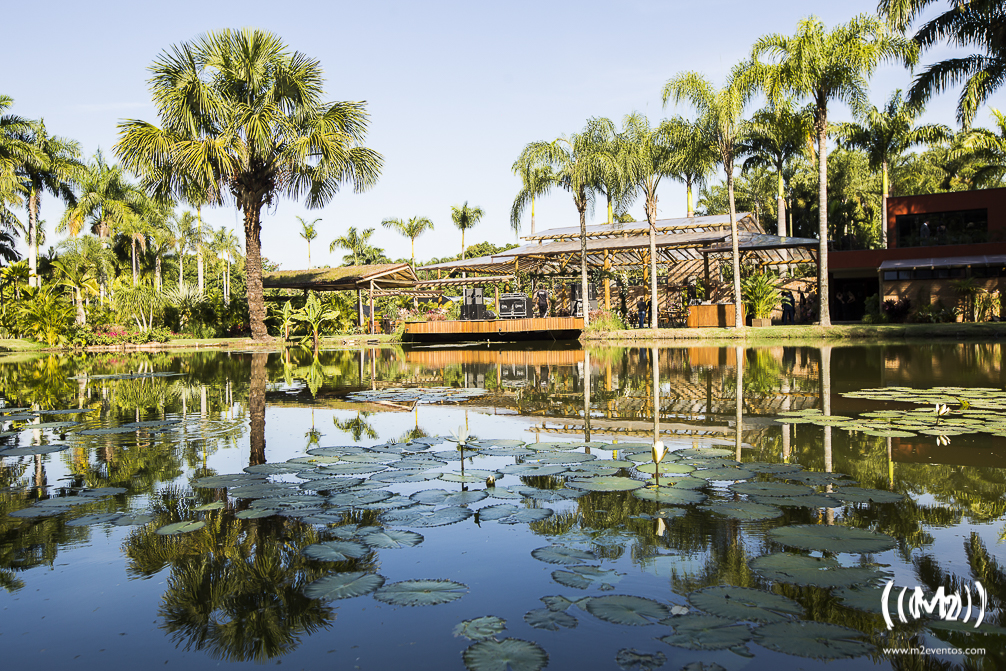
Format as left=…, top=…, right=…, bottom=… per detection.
left=405, top=348, right=584, bottom=367
left=402, top=317, right=584, bottom=344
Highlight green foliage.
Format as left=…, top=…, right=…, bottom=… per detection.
left=860, top=293, right=888, bottom=324
left=584, top=309, right=626, bottom=332
left=741, top=272, right=781, bottom=319
left=17, top=285, right=73, bottom=345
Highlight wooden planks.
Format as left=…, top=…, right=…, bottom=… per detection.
left=405, top=348, right=584, bottom=367
left=403, top=317, right=584, bottom=336
left=686, top=304, right=744, bottom=328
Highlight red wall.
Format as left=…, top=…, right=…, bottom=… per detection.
left=830, top=242, right=1006, bottom=271
left=886, top=187, right=1006, bottom=247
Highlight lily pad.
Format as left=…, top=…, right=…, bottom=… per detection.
left=303, top=540, right=370, bottom=561
left=453, top=616, right=507, bottom=641
left=615, top=649, right=667, bottom=671
left=687, top=586, right=803, bottom=623
left=635, top=462, right=696, bottom=475
left=531, top=545, right=596, bottom=565
left=828, top=487, right=903, bottom=504
left=699, top=501, right=782, bottom=521
left=750, top=494, right=839, bottom=508
left=659, top=614, right=752, bottom=650
left=753, top=621, right=872, bottom=659
left=374, top=579, right=468, bottom=606
left=304, top=572, right=386, bottom=600
left=565, top=476, right=645, bottom=492
left=156, top=520, right=206, bottom=535
left=235, top=508, right=274, bottom=519
left=750, top=553, right=886, bottom=587
left=358, top=529, right=423, bottom=549
left=0, top=444, right=69, bottom=456
left=193, top=501, right=225, bottom=511
left=585, top=595, right=669, bottom=625
left=66, top=513, right=123, bottom=527
left=524, top=608, right=578, bottom=630
left=767, top=525, right=897, bottom=554
left=112, top=513, right=156, bottom=526
left=632, top=486, right=706, bottom=505
left=497, top=508, right=553, bottom=525
left=730, top=482, right=813, bottom=497
left=462, top=638, right=548, bottom=671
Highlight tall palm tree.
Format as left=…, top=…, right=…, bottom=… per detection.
left=510, top=164, right=554, bottom=235
left=584, top=117, right=633, bottom=226
left=170, top=211, right=198, bottom=291
left=115, top=28, right=383, bottom=340
left=511, top=127, right=612, bottom=326
left=118, top=212, right=152, bottom=287
left=59, top=152, right=146, bottom=240
left=835, top=89, right=950, bottom=247
left=961, top=108, right=1006, bottom=188
left=329, top=226, right=374, bottom=266
left=663, top=69, right=754, bottom=328
left=738, top=101, right=813, bottom=236
left=750, top=14, right=918, bottom=326
left=381, top=216, right=434, bottom=266
left=621, top=112, right=678, bottom=329
left=211, top=226, right=241, bottom=304
left=149, top=225, right=176, bottom=292
left=0, top=96, right=35, bottom=236
left=16, top=120, right=83, bottom=288
left=297, top=216, right=320, bottom=268
left=52, top=244, right=99, bottom=325
left=662, top=116, right=719, bottom=217
left=450, top=202, right=484, bottom=260
left=880, top=0, right=1006, bottom=128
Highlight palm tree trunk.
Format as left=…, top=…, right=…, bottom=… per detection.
left=578, top=198, right=590, bottom=327
left=249, top=352, right=267, bottom=466
left=647, top=191, right=658, bottom=330
left=28, top=189, right=39, bottom=288
left=155, top=255, right=162, bottom=291
left=881, top=160, right=889, bottom=249
left=686, top=178, right=694, bottom=218
left=726, top=159, right=743, bottom=329
left=74, top=288, right=85, bottom=325
left=131, top=238, right=138, bottom=287
left=241, top=196, right=268, bottom=340
left=178, top=249, right=185, bottom=291
left=817, top=112, right=831, bottom=327
left=308, top=241, right=312, bottom=269
left=197, top=206, right=205, bottom=293
left=461, top=230, right=466, bottom=260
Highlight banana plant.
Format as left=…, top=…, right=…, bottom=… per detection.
left=294, top=292, right=339, bottom=354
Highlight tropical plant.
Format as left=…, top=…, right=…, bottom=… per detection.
left=17, top=285, right=72, bottom=345
left=297, top=216, right=321, bottom=269
left=583, top=117, right=633, bottom=226
left=621, top=112, right=678, bottom=328
left=960, top=108, right=1006, bottom=188
left=164, top=284, right=206, bottom=332
left=662, top=116, right=719, bottom=217
left=835, top=89, right=950, bottom=246
left=295, top=292, right=340, bottom=353
left=330, top=226, right=375, bottom=266
left=381, top=216, right=434, bottom=266
left=59, top=151, right=146, bottom=240
left=0, top=95, right=35, bottom=230
left=450, top=202, right=485, bottom=260
left=739, top=101, right=813, bottom=235
left=115, top=28, right=383, bottom=340
left=149, top=224, right=176, bottom=292
left=663, top=69, right=754, bottom=328
left=741, top=272, right=782, bottom=319
left=15, top=119, right=83, bottom=288
left=210, top=226, right=241, bottom=305
left=114, top=281, right=163, bottom=332
left=880, top=0, right=1006, bottom=128
left=750, top=14, right=918, bottom=326
left=511, top=125, right=614, bottom=326
left=169, top=211, right=198, bottom=291
left=280, top=300, right=296, bottom=341
left=52, top=246, right=100, bottom=325
left=118, top=212, right=152, bottom=287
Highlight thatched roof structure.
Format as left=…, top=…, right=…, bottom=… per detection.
left=263, top=264, right=418, bottom=291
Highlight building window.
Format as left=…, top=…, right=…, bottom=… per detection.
left=896, top=209, right=988, bottom=248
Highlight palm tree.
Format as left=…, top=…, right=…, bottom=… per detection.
left=0, top=96, right=36, bottom=237
left=118, top=212, right=152, bottom=287
left=750, top=14, right=918, bottom=326
left=169, top=211, right=198, bottom=291
left=880, top=0, right=1006, bottom=128
left=621, top=112, right=678, bottom=329
left=16, top=120, right=83, bottom=288
left=835, top=89, right=950, bottom=247
left=115, top=28, right=383, bottom=340
left=297, top=216, right=320, bottom=269
left=738, top=101, right=813, bottom=236
left=663, top=69, right=754, bottom=328
left=59, top=152, right=146, bottom=240
left=450, top=202, right=484, bottom=259
left=510, top=164, right=554, bottom=235
left=584, top=117, right=632, bottom=226
left=211, top=227, right=241, bottom=305
left=149, top=222, right=176, bottom=292
left=381, top=216, right=434, bottom=266
left=959, top=108, right=1006, bottom=188
left=662, top=116, right=719, bottom=217
left=511, top=127, right=612, bottom=326
left=329, top=226, right=374, bottom=266
left=52, top=246, right=99, bottom=325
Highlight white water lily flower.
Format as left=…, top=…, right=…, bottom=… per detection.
left=935, top=403, right=950, bottom=416
left=449, top=426, right=470, bottom=446
left=651, top=441, right=667, bottom=464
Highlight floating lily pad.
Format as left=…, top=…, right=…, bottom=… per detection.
left=687, top=586, right=802, bottom=623
left=694, top=466, right=756, bottom=480
left=78, top=487, right=127, bottom=497
left=750, top=494, right=839, bottom=508
left=585, top=595, right=669, bottom=625
left=317, top=463, right=387, bottom=475
left=753, top=621, right=872, bottom=659
left=193, top=501, right=225, bottom=511
left=462, top=638, right=548, bottom=671
left=699, top=501, right=782, bottom=521
left=0, top=443, right=69, bottom=456
left=235, top=508, right=274, bottom=519
left=374, top=579, right=468, bottom=606
left=525, top=608, right=577, bottom=630
left=635, top=462, right=696, bottom=475
left=497, top=508, right=553, bottom=525
left=832, top=585, right=889, bottom=613
left=327, top=490, right=393, bottom=506
left=67, top=513, right=122, bottom=527
left=303, top=540, right=370, bottom=561
left=675, top=448, right=734, bottom=459
left=531, top=545, right=596, bottom=565
left=358, top=529, right=423, bottom=549
left=193, top=474, right=266, bottom=488
left=767, top=525, right=896, bottom=554
left=784, top=472, right=854, bottom=487
left=828, top=487, right=903, bottom=504
left=565, top=476, right=645, bottom=492
left=453, top=616, right=507, bottom=641
left=615, top=649, right=667, bottom=671
left=500, top=463, right=569, bottom=477
left=541, top=595, right=574, bottom=611
left=552, top=565, right=622, bottom=590
left=304, top=572, right=385, bottom=600
left=743, top=462, right=804, bottom=474
left=112, top=513, right=156, bottom=526
left=750, top=553, right=886, bottom=587
left=632, top=486, right=706, bottom=505
left=659, top=614, right=752, bottom=650
left=244, top=462, right=305, bottom=475
left=156, top=520, right=205, bottom=535
left=730, top=482, right=814, bottom=497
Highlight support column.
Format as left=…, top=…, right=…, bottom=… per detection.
left=369, top=280, right=375, bottom=335
left=603, top=250, right=611, bottom=310
left=357, top=289, right=363, bottom=329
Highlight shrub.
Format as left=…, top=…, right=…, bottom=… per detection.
left=861, top=294, right=888, bottom=324
left=911, top=301, right=954, bottom=323
left=741, top=273, right=781, bottom=319
left=883, top=297, right=912, bottom=323
left=585, top=309, right=627, bottom=332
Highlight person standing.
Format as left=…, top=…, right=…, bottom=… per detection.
left=781, top=290, right=796, bottom=325
left=636, top=296, right=646, bottom=329
left=535, top=286, right=549, bottom=318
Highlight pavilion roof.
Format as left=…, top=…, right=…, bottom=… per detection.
left=263, top=263, right=418, bottom=291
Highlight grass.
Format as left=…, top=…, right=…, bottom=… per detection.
left=0, top=339, right=44, bottom=352
left=582, top=322, right=1006, bottom=343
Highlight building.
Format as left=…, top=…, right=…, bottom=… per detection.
left=829, top=188, right=1006, bottom=321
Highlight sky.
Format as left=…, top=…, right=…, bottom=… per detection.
left=5, top=0, right=1002, bottom=271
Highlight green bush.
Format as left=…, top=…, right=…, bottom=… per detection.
left=585, top=309, right=627, bottom=332
left=861, top=294, right=889, bottom=324
left=741, top=273, right=781, bottom=319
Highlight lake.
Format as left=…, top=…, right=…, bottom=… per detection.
left=1, top=343, right=1003, bottom=670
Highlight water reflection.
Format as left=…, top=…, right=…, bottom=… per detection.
left=0, top=343, right=1005, bottom=667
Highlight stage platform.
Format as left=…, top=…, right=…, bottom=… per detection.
left=401, top=317, right=584, bottom=344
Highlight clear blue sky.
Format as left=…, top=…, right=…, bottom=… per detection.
left=5, top=0, right=1000, bottom=270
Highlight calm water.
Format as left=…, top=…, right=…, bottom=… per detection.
left=1, top=343, right=1004, bottom=670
